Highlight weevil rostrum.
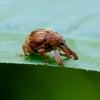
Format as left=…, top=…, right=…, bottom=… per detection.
left=18, top=29, right=78, bottom=66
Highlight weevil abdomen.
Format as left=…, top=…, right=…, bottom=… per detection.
left=25, top=29, right=48, bottom=51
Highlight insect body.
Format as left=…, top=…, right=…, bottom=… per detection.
left=18, top=29, right=78, bottom=66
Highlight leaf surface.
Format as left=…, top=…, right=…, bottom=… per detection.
left=0, top=0, right=100, bottom=71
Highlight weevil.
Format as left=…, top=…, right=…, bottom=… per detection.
left=18, top=29, right=78, bottom=66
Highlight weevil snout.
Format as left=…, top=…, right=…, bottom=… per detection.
left=58, top=39, right=78, bottom=60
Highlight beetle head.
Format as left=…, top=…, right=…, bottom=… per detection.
left=58, top=37, right=78, bottom=60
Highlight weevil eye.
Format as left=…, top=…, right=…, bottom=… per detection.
left=59, top=41, right=63, bottom=45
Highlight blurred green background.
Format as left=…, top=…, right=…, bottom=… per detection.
left=1, top=64, right=100, bottom=100
left=0, top=0, right=100, bottom=100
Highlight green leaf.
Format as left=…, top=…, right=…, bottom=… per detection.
left=0, top=0, right=100, bottom=71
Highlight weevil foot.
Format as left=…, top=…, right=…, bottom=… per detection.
left=17, top=54, right=27, bottom=57
left=59, top=63, right=64, bottom=67
left=44, top=57, right=49, bottom=65
left=53, top=56, right=64, bottom=66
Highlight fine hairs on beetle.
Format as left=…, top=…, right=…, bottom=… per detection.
left=18, top=29, right=78, bottom=66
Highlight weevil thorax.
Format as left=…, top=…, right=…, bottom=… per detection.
left=45, top=32, right=63, bottom=50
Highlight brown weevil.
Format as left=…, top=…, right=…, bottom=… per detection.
left=18, top=29, right=78, bottom=66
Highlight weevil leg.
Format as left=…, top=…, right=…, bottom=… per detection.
left=53, top=50, right=64, bottom=66
left=60, top=53, right=72, bottom=58
left=58, top=47, right=71, bottom=58
left=38, top=48, right=49, bottom=65
left=17, top=44, right=35, bottom=57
